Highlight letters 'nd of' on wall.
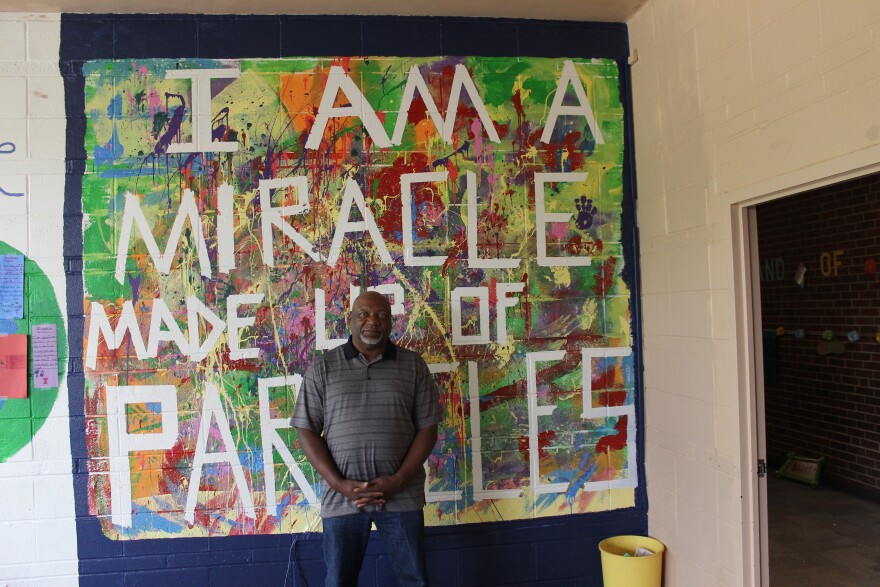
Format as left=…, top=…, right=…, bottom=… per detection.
left=64, top=17, right=643, bottom=546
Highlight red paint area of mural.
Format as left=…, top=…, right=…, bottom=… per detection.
left=536, top=131, right=584, bottom=173
left=593, top=367, right=627, bottom=407
left=158, top=438, right=190, bottom=496
left=564, top=235, right=603, bottom=257
left=596, top=415, right=628, bottom=454
left=597, top=389, right=628, bottom=407
left=442, top=232, right=468, bottom=276
left=412, top=187, right=446, bottom=239
left=593, top=255, right=617, bottom=298
left=476, top=202, right=511, bottom=257
left=517, top=430, right=557, bottom=461
left=373, top=153, right=431, bottom=240
left=563, top=131, right=586, bottom=170
left=406, top=94, right=430, bottom=126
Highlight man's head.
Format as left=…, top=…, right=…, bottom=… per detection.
left=349, top=291, right=393, bottom=354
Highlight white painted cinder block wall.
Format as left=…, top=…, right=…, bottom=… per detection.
left=0, top=13, right=77, bottom=587
left=628, top=0, right=880, bottom=585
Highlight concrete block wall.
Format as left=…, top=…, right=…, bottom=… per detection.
left=628, top=0, right=880, bottom=585
left=0, top=12, right=78, bottom=587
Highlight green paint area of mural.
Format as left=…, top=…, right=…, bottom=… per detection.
left=80, top=55, right=636, bottom=539
left=0, top=242, right=68, bottom=462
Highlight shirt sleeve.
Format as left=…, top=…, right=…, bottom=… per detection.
left=290, top=357, right=325, bottom=433
left=412, top=354, right=442, bottom=430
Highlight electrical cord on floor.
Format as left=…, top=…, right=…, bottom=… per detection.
left=284, top=516, right=320, bottom=587
left=283, top=535, right=309, bottom=587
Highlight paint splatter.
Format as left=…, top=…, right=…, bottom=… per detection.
left=79, top=55, right=635, bottom=539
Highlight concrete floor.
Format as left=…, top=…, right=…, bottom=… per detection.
left=768, top=474, right=880, bottom=586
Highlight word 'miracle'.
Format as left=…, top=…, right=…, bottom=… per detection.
left=114, top=171, right=593, bottom=285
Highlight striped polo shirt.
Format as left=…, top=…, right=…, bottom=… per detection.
left=291, top=337, right=442, bottom=518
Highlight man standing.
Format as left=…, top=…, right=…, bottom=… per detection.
left=291, top=291, right=441, bottom=587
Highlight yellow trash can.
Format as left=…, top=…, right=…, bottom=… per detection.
left=598, top=535, right=665, bottom=587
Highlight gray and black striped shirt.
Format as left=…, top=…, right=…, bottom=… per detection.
left=291, top=338, right=442, bottom=518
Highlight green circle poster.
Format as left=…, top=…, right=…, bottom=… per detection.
left=0, top=242, right=67, bottom=462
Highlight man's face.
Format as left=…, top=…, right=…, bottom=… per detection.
left=349, top=293, right=393, bottom=352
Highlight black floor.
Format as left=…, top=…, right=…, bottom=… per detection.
left=768, top=475, right=880, bottom=586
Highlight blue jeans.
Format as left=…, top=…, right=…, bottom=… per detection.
left=322, top=509, right=428, bottom=587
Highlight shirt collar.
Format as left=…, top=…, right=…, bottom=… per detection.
left=342, top=336, right=397, bottom=361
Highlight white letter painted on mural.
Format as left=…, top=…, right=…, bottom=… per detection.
left=315, top=288, right=347, bottom=351
left=401, top=171, right=448, bottom=266
left=526, top=350, right=568, bottom=495
left=165, top=67, right=241, bottom=153
left=146, top=298, right=191, bottom=357
left=259, top=376, right=320, bottom=514
left=115, top=190, right=212, bottom=283
left=444, top=64, right=500, bottom=143
left=391, top=66, right=448, bottom=145
left=466, top=171, right=520, bottom=269
left=580, top=347, right=637, bottom=491
left=305, top=66, right=392, bottom=150
left=451, top=287, right=491, bottom=345
left=391, top=65, right=499, bottom=145
left=185, top=382, right=257, bottom=524
left=468, top=361, right=522, bottom=500
left=217, top=182, right=237, bottom=273
left=535, top=172, right=591, bottom=267
left=187, top=296, right=227, bottom=362
left=424, top=362, right=463, bottom=503
left=85, top=300, right=149, bottom=369
left=326, top=178, right=392, bottom=267
left=495, top=282, right=525, bottom=344
left=541, top=60, right=605, bottom=145
left=226, top=293, right=264, bottom=360
left=107, top=385, right=179, bottom=527
left=259, top=177, right=320, bottom=265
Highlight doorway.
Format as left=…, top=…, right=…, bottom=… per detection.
left=736, top=171, right=880, bottom=586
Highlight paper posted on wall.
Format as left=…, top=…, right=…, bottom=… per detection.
left=0, top=334, right=27, bottom=398
left=0, top=254, right=24, bottom=319
left=32, top=324, right=58, bottom=389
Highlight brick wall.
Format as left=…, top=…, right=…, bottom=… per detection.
left=757, top=172, right=880, bottom=498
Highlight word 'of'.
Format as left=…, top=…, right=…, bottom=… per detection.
left=820, top=249, right=844, bottom=276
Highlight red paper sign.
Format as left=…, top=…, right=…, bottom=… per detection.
left=0, top=334, right=27, bottom=398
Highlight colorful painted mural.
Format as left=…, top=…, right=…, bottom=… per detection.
left=80, top=56, right=636, bottom=539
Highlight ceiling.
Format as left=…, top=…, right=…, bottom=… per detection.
left=2, top=0, right=648, bottom=22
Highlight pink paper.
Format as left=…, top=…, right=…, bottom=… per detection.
left=32, top=324, right=58, bottom=389
left=0, top=334, right=27, bottom=398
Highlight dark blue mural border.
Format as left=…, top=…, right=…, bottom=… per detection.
left=61, top=14, right=645, bottom=586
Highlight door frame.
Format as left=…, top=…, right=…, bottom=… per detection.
left=731, top=203, right=768, bottom=587
left=728, top=158, right=880, bottom=587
